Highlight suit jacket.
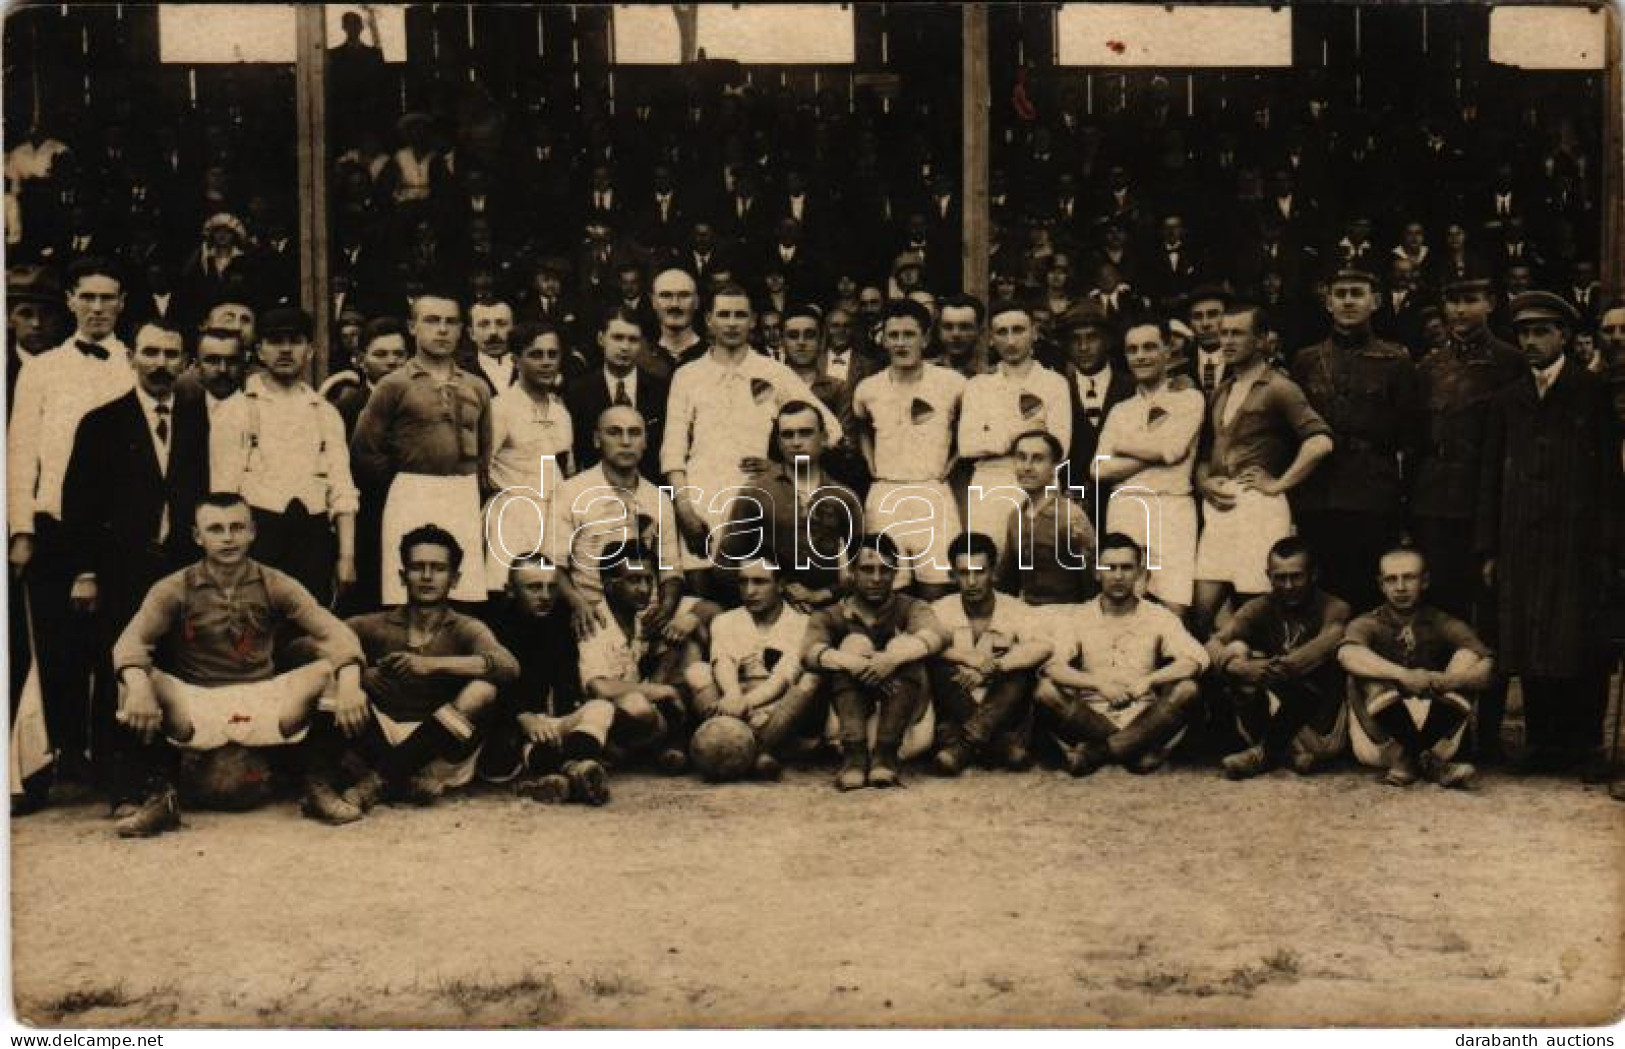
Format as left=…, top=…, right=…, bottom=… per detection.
left=62, top=388, right=209, bottom=627
left=1061, top=362, right=1137, bottom=516
left=564, top=367, right=669, bottom=480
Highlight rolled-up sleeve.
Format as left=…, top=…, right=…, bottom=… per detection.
left=269, top=570, right=364, bottom=668
left=111, top=573, right=187, bottom=676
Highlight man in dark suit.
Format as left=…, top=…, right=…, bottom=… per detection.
left=61, top=319, right=209, bottom=810
left=566, top=305, right=668, bottom=481
left=1057, top=303, right=1135, bottom=524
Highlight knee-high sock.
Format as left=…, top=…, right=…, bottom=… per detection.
left=1108, top=687, right=1198, bottom=762
left=1371, top=699, right=1425, bottom=757
left=962, top=674, right=1033, bottom=749
left=831, top=680, right=873, bottom=748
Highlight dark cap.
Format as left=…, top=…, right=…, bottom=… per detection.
left=259, top=306, right=314, bottom=339
left=534, top=255, right=572, bottom=278
left=1327, top=267, right=1380, bottom=288
left=1509, top=290, right=1580, bottom=327
left=1058, top=301, right=1114, bottom=335
left=1442, top=269, right=1495, bottom=295
left=6, top=264, right=60, bottom=305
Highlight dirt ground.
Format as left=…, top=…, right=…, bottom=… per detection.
left=10, top=756, right=1625, bottom=1030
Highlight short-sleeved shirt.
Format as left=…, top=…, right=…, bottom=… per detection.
left=1052, top=597, right=1210, bottom=688
left=853, top=365, right=967, bottom=482
left=1339, top=603, right=1491, bottom=673
left=579, top=596, right=702, bottom=688
left=349, top=607, right=522, bottom=721
left=930, top=594, right=1039, bottom=658
left=1204, top=365, right=1331, bottom=481
left=550, top=464, right=682, bottom=598
left=1221, top=589, right=1351, bottom=691
left=708, top=605, right=809, bottom=688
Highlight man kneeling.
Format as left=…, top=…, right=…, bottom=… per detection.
left=313, top=525, right=521, bottom=818
left=109, top=494, right=367, bottom=837
left=1337, top=546, right=1494, bottom=789
left=929, top=532, right=1053, bottom=775
left=1036, top=532, right=1209, bottom=775
left=803, top=533, right=947, bottom=790
left=685, top=559, right=824, bottom=780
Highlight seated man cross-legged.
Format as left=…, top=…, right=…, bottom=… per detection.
left=929, top=531, right=1053, bottom=776
left=1036, top=532, right=1210, bottom=776
left=310, top=524, right=521, bottom=819
left=109, top=493, right=368, bottom=837
left=1337, top=546, right=1494, bottom=790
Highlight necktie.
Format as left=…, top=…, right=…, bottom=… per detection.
left=154, top=402, right=170, bottom=445
left=75, top=339, right=109, bottom=360
left=1202, top=359, right=1217, bottom=393
left=1085, top=377, right=1102, bottom=427
left=614, top=379, right=631, bottom=407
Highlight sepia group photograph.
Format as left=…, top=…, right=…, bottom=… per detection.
left=2, top=0, right=1624, bottom=1037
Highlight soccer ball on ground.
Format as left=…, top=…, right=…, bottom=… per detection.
left=689, top=716, right=758, bottom=783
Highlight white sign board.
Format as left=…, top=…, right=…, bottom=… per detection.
left=614, top=4, right=855, bottom=65
left=159, top=4, right=408, bottom=64
left=1489, top=5, right=1606, bottom=70
left=1056, top=4, right=1293, bottom=68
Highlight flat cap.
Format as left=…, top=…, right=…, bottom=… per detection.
left=1509, top=290, right=1579, bottom=327
left=259, top=305, right=314, bottom=338
left=891, top=251, right=925, bottom=275
left=1058, top=300, right=1113, bottom=334
left=7, top=264, right=60, bottom=304
left=1327, top=266, right=1380, bottom=288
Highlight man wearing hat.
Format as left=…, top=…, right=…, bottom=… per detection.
left=1058, top=301, right=1134, bottom=524
left=1407, top=272, right=1523, bottom=759
left=210, top=306, right=359, bottom=606
left=6, top=263, right=61, bottom=408
left=1477, top=290, right=1622, bottom=778
left=1289, top=267, right=1423, bottom=613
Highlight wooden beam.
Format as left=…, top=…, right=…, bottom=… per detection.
left=1602, top=5, right=1623, bottom=295
left=294, top=6, right=331, bottom=380
left=962, top=3, right=990, bottom=304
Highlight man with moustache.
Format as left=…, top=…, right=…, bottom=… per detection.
left=463, top=298, right=518, bottom=396
left=62, top=319, right=210, bottom=811
left=211, top=307, right=359, bottom=606
left=640, top=267, right=706, bottom=383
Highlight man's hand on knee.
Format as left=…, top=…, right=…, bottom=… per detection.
left=116, top=670, right=163, bottom=744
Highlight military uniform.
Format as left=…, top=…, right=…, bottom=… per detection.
left=1290, top=329, right=1423, bottom=611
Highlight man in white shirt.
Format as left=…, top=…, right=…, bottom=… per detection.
left=928, top=532, right=1053, bottom=776
left=465, top=299, right=517, bottom=395
left=958, top=302, right=1071, bottom=553
left=8, top=257, right=134, bottom=778
left=1037, top=533, right=1209, bottom=775
left=850, top=299, right=967, bottom=598
left=661, top=284, right=838, bottom=590
left=1094, top=319, right=1205, bottom=616
left=684, top=559, right=820, bottom=779
left=210, top=307, right=359, bottom=605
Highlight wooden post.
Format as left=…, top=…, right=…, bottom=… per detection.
left=962, top=3, right=990, bottom=304
left=294, top=6, right=331, bottom=380
left=1602, top=5, right=1623, bottom=295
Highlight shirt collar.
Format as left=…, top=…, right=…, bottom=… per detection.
left=1533, top=354, right=1565, bottom=389
left=186, top=558, right=265, bottom=592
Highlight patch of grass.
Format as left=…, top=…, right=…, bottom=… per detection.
left=42, top=983, right=132, bottom=1018
left=436, top=971, right=564, bottom=1021
left=579, top=970, right=645, bottom=999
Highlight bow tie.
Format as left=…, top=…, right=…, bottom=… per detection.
left=75, top=339, right=109, bottom=360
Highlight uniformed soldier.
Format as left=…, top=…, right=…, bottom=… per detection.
left=1290, top=268, right=1423, bottom=612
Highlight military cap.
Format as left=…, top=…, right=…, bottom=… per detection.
left=1327, top=266, right=1380, bottom=289
left=1509, top=290, right=1580, bottom=327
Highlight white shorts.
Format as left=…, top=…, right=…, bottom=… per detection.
left=373, top=708, right=481, bottom=790
left=865, top=480, right=959, bottom=585
left=382, top=472, right=488, bottom=604
left=965, top=460, right=1025, bottom=557
left=1349, top=688, right=1468, bottom=767
left=483, top=488, right=551, bottom=593
left=158, top=671, right=311, bottom=751
left=1195, top=486, right=1293, bottom=593
left=1108, top=492, right=1197, bottom=607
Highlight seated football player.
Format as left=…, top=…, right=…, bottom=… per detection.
left=802, top=533, right=947, bottom=790
left=928, top=531, right=1054, bottom=776
left=1036, top=532, right=1210, bottom=776
left=323, top=524, right=522, bottom=817
left=684, top=558, right=824, bottom=779
left=1207, top=537, right=1352, bottom=779
left=994, top=429, right=1098, bottom=642
left=579, top=539, right=721, bottom=774
left=483, top=554, right=614, bottom=806
left=108, top=493, right=367, bottom=838
left=1336, top=546, right=1494, bottom=790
